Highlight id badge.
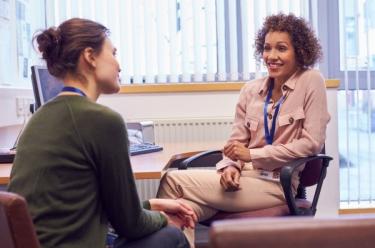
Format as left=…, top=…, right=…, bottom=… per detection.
left=258, top=170, right=280, bottom=182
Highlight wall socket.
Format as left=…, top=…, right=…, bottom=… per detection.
left=16, top=97, right=34, bottom=117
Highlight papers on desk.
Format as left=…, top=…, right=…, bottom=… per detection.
left=128, top=129, right=143, bottom=145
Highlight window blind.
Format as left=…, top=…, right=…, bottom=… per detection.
left=47, top=0, right=309, bottom=84
left=338, top=0, right=375, bottom=208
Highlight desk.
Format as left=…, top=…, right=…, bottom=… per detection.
left=0, top=142, right=223, bottom=185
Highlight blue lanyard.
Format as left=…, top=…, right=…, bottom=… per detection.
left=263, top=81, right=285, bottom=145
left=61, top=86, right=86, bottom=97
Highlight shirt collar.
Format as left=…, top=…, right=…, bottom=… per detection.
left=258, top=69, right=301, bottom=96
left=258, top=77, right=271, bottom=95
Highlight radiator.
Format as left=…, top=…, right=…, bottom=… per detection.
left=153, top=118, right=233, bottom=145
left=134, top=117, right=233, bottom=201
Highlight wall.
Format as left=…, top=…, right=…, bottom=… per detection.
left=314, top=89, right=339, bottom=216
left=0, top=88, right=33, bottom=127
left=97, top=91, right=239, bottom=121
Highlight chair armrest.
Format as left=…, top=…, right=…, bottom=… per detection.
left=280, top=154, right=333, bottom=215
left=179, top=150, right=222, bottom=170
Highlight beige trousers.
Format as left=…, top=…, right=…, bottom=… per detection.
left=156, top=164, right=286, bottom=247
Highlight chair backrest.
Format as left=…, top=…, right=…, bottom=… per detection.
left=209, top=215, right=375, bottom=248
left=300, top=145, right=326, bottom=187
left=0, top=192, right=40, bottom=248
left=299, top=158, right=324, bottom=187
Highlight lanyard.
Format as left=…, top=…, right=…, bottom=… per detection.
left=263, top=81, right=285, bottom=144
left=61, top=86, right=86, bottom=97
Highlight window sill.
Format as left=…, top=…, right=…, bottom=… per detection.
left=119, top=79, right=340, bottom=94
left=339, top=208, right=375, bottom=215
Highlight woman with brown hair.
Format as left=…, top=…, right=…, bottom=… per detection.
left=157, top=13, right=330, bottom=247
left=8, top=18, right=194, bottom=248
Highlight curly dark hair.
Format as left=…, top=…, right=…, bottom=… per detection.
left=254, top=13, right=322, bottom=68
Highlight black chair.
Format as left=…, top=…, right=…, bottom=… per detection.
left=175, top=149, right=332, bottom=224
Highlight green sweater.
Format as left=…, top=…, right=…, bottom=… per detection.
left=8, top=95, right=167, bottom=248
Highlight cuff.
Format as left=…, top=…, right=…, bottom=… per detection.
left=248, top=147, right=266, bottom=160
left=216, top=159, right=242, bottom=171
left=250, top=147, right=274, bottom=169
left=142, top=200, right=151, bottom=210
left=159, top=213, right=168, bottom=227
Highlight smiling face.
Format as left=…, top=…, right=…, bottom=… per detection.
left=262, top=31, right=298, bottom=85
left=93, top=38, right=121, bottom=94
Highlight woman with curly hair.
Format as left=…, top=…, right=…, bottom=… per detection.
left=157, top=13, right=330, bottom=247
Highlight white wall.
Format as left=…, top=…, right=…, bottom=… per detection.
left=314, top=89, right=339, bottom=216
left=0, top=88, right=339, bottom=216
left=0, top=88, right=33, bottom=127
left=0, top=88, right=32, bottom=148
left=97, top=91, right=239, bottom=121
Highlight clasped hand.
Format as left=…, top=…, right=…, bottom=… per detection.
left=149, top=199, right=198, bottom=230
left=220, top=141, right=251, bottom=192
left=223, top=141, right=251, bottom=162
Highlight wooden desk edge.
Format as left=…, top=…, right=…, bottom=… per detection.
left=134, top=172, right=162, bottom=180
left=0, top=178, right=9, bottom=185
left=0, top=150, right=208, bottom=184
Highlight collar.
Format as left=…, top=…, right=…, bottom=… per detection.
left=258, top=69, right=301, bottom=96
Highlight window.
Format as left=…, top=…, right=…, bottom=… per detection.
left=47, top=0, right=310, bottom=84
left=0, top=0, right=45, bottom=87
left=339, top=0, right=375, bottom=71
left=326, top=0, right=375, bottom=207
left=1, top=1, right=311, bottom=86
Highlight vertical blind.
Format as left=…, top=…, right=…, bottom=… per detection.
left=338, top=0, right=375, bottom=208
left=46, top=0, right=310, bottom=84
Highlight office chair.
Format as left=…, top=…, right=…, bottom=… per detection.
left=0, top=192, right=40, bottom=248
left=209, top=215, right=375, bottom=248
left=176, top=148, right=332, bottom=225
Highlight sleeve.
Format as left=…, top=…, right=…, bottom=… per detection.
left=216, top=85, right=251, bottom=171
left=91, top=111, right=167, bottom=240
left=249, top=72, right=331, bottom=170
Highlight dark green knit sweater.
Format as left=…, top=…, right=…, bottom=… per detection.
left=8, top=95, right=167, bottom=248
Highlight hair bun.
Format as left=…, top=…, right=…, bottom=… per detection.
left=32, top=18, right=109, bottom=78
left=36, top=27, right=61, bottom=61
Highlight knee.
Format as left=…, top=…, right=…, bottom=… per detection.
left=157, top=171, right=180, bottom=198
left=114, top=227, right=189, bottom=248
left=159, top=170, right=183, bottom=188
left=159, top=226, right=189, bottom=248
left=157, top=171, right=174, bottom=198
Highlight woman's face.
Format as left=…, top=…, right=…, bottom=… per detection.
left=262, top=31, right=298, bottom=85
left=93, top=38, right=121, bottom=94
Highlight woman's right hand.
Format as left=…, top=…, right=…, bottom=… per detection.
left=220, top=166, right=241, bottom=192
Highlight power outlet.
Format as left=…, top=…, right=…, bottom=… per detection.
left=16, top=97, right=34, bottom=117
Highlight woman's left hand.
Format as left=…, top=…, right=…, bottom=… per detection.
left=223, top=141, right=251, bottom=162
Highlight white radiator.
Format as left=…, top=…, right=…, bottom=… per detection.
left=154, top=118, right=233, bottom=147
left=134, top=117, right=233, bottom=201
left=135, top=179, right=161, bottom=202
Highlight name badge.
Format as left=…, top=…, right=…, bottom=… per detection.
left=257, top=170, right=280, bottom=182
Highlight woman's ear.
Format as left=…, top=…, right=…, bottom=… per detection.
left=82, top=47, right=96, bottom=68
